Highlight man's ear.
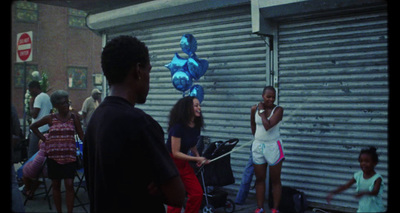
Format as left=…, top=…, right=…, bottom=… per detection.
left=130, top=63, right=142, bottom=80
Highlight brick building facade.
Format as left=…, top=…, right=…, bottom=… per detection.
left=11, top=1, right=102, bottom=119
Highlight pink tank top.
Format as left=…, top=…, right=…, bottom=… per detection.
left=46, top=114, right=76, bottom=164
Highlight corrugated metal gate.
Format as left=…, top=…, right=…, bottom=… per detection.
left=107, top=4, right=266, bottom=193
left=277, top=5, right=388, bottom=209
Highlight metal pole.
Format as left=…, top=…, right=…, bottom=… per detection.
left=22, top=62, right=27, bottom=138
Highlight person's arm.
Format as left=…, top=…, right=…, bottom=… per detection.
left=29, top=96, right=40, bottom=119
left=190, top=146, right=200, bottom=157
left=80, top=99, right=88, bottom=121
left=190, top=146, right=208, bottom=166
left=259, top=103, right=283, bottom=131
left=30, top=115, right=52, bottom=142
left=355, top=177, right=382, bottom=198
left=143, top=120, right=185, bottom=207
left=72, top=112, right=84, bottom=141
left=326, top=178, right=356, bottom=204
left=158, top=176, right=185, bottom=207
left=171, top=136, right=207, bottom=165
left=250, top=105, right=257, bottom=135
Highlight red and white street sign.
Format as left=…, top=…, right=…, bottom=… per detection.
left=16, top=31, right=33, bottom=62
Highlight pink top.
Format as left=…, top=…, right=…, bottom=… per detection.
left=46, top=114, right=76, bottom=164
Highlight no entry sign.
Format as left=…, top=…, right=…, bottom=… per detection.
left=16, top=31, right=33, bottom=62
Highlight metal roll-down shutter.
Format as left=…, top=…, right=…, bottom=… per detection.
left=108, top=4, right=267, bottom=192
left=277, top=5, right=388, bottom=210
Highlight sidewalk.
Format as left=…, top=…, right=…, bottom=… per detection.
left=214, top=193, right=317, bottom=213
left=16, top=157, right=319, bottom=213
left=20, top=170, right=90, bottom=213
left=21, top=177, right=318, bottom=213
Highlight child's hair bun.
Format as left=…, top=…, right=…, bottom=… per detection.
left=359, top=146, right=379, bottom=163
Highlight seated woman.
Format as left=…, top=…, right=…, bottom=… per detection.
left=22, top=136, right=48, bottom=199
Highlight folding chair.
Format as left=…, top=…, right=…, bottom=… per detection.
left=73, top=141, right=89, bottom=213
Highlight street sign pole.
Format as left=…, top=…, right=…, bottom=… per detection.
left=17, top=31, right=33, bottom=137
left=23, top=62, right=27, bottom=136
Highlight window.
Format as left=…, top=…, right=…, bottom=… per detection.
left=67, top=66, right=87, bottom=89
left=14, top=63, right=38, bottom=87
left=68, top=8, right=87, bottom=28
left=15, top=1, right=38, bottom=22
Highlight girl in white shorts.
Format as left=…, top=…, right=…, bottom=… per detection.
left=251, top=86, right=284, bottom=213
left=252, top=138, right=284, bottom=166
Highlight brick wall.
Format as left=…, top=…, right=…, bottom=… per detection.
left=11, top=2, right=102, bottom=118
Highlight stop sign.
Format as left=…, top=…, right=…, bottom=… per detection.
left=16, top=31, right=33, bottom=62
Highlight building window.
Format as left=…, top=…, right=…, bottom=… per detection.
left=67, top=67, right=87, bottom=89
left=14, top=63, right=38, bottom=87
left=68, top=8, right=87, bottom=28
left=15, top=1, right=38, bottom=22
left=93, top=73, right=103, bottom=86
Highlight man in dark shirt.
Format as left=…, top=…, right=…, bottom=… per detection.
left=83, top=36, right=185, bottom=213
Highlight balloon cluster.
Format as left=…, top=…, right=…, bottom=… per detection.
left=165, top=34, right=208, bottom=103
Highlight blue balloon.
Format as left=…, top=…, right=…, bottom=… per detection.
left=164, top=53, right=188, bottom=76
left=188, top=54, right=209, bottom=81
left=199, top=59, right=209, bottom=77
left=180, top=34, right=197, bottom=56
left=189, top=85, right=204, bottom=103
left=171, top=71, right=193, bottom=92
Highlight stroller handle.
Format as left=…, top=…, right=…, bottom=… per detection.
left=225, top=138, right=239, bottom=144
left=195, top=138, right=240, bottom=177
left=211, top=138, right=239, bottom=155
left=205, top=138, right=239, bottom=160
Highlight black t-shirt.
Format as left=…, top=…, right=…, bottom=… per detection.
left=83, top=96, right=179, bottom=213
left=166, top=123, right=200, bottom=154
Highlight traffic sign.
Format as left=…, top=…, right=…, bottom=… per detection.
left=17, top=31, right=33, bottom=62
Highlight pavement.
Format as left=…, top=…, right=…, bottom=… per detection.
left=15, top=163, right=322, bottom=213
left=18, top=175, right=318, bottom=213
left=16, top=168, right=90, bottom=213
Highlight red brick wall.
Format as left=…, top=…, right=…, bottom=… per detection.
left=11, top=3, right=102, bottom=118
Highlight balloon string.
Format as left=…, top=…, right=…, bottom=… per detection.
left=208, top=139, right=253, bottom=163
left=206, top=101, right=308, bottom=163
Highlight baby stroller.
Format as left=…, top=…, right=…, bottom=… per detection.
left=194, top=138, right=239, bottom=213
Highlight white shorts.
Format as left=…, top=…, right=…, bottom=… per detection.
left=252, top=139, right=285, bottom=166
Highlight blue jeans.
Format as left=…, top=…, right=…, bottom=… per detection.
left=235, top=150, right=254, bottom=204
left=11, top=165, right=25, bottom=212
